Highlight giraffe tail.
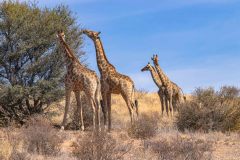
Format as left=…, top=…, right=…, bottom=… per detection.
left=180, top=87, right=186, bottom=102
left=135, top=99, right=139, bottom=116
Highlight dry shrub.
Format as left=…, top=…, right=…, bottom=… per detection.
left=176, top=86, right=240, bottom=132
left=144, top=136, right=212, bottom=160
left=22, top=115, right=62, bottom=155
left=0, top=155, right=5, bottom=160
left=9, top=151, right=29, bottom=160
left=0, top=127, right=29, bottom=160
left=135, top=89, right=149, bottom=100
left=128, top=112, right=158, bottom=139
left=73, top=131, right=131, bottom=160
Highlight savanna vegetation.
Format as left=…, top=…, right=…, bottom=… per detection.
left=0, top=1, right=240, bottom=160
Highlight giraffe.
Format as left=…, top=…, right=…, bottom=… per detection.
left=151, top=54, right=174, bottom=117
left=141, top=62, right=168, bottom=116
left=82, top=29, right=138, bottom=131
left=57, top=30, right=101, bottom=131
left=152, top=54, right=185, bottom=114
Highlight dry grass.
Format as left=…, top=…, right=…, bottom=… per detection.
left=22, top=116, right=62, bottom=155
left=127, top=112, right=159, bottom=139
left=144, top=133, right=212, bottom=160
left=72, top=131, right=132, bottom=160
left=0, top=91, right=240, bottom=160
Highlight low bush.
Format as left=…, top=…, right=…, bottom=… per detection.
left=22, top=116, right=62, bottom=156
left=144, top=136, right=212, bottom=160
left=128, top=112, right=158, bottom=139
left=73, top=131, right=131, bottom=160
left=9, top=150, right=29, bottom=160
left=176, top=86, right=240, bottom=132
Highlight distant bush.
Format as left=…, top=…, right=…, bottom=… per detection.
left=144, top=136, right=212, bottom=160
left=176, top=86, right=240, bottom=132
left=22, top=116, right=62, bottom=155
left=128, top=112, right=158, bottom=139
left=73, top=131, right=131, bottom=160
left=135, top=89, right=149, bottom=100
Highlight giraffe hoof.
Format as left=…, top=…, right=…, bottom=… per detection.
left=81, top=126, right=85, bottom=131
left=104, top=125, right=107, bottom=130
left=60, top=126, right=65, bottom=131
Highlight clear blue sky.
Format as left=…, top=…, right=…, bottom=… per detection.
left=38, top=0, right=240, bottom=93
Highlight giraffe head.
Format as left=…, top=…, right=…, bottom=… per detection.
left=151, top=54, right=159, bottom=64
left=82, top=29, right=101, bottom=40
left=57, top=30, right=66, bottom=41
left=141, top=62, right=153, bottom=72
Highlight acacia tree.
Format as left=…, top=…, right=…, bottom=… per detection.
left=0, top=1, right=84, bottom=126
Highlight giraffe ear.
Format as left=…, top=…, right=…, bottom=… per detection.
left=97, top=31, right=101, bottom=35
left=148, top=62, right=150, bottom=64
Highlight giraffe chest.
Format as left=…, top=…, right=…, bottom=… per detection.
left=100, top=76, right=120, bottom=93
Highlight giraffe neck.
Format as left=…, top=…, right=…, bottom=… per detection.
left=94, top=38, right=115, bottom=74
left=149, top=66, right=163, bottom=88
left=59, top=37, right=82, bottom=69
left=154, top=62, right=171, bottom=87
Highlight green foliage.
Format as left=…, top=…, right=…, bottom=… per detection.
left=176, top=86, right=240, bottom=132
left=0, top=0, right=83, bottom=126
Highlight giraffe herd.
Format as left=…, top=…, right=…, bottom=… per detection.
left=141, top=57, right=186, bottom=117
left=57, top=29, right=185, bottom=131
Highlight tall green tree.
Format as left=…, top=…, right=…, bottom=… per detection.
left=0, top=1, right=84, bottom=126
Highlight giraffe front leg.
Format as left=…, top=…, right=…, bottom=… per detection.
left=158, top=90, right=164, bottom=117
left=107, top=93, right=112, bottom=132
left=169, top=93, right=174, bottom=117
left=61, top=88, right=72, bottom=130
left=101, top=90, right=108, bottom=130
left=75, top=91, right=84, bottom=131
left=165, top=96, right=170, bottom=117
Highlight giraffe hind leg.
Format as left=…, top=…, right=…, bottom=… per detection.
left=121, top=92, right=134, bottom=125
left=101, top=88, right=108, bottom=130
